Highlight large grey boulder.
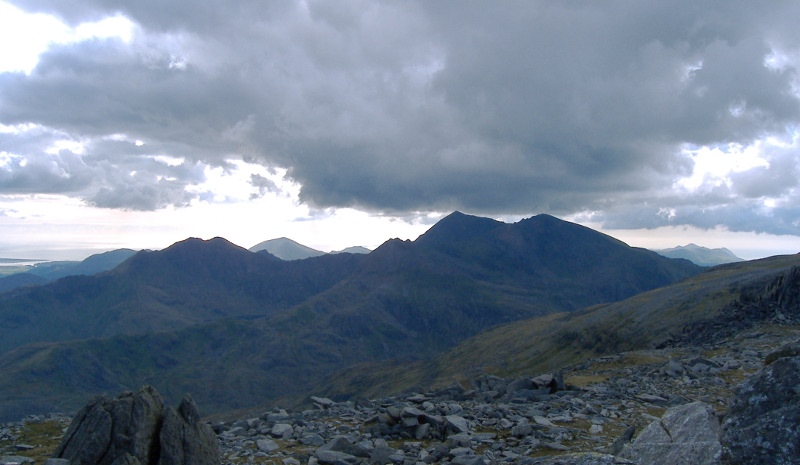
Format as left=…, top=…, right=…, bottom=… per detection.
left=158, top=395, right=219, bottom=465
left=720, top=350, right=800, bottom=464
left=52, top=386, right=218, bottom=465
left=621, top=401, right=721, bottom=465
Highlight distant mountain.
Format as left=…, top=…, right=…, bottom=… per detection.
left=655, top=243, right=743, bottom=266
left=0, top=212, right=703, bottom=420
left=332, top=246, right=371, bottom=255
left=0, top=249, right=137, bottom=293
left=249, top=237, right=325, bottom=260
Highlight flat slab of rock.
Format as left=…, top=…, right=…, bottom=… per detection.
left=621, top=401, right=721, bottom=465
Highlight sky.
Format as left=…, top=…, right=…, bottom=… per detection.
left=1, top=0, right=800, bottom=261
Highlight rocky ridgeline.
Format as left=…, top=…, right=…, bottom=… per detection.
left=1, top=328, right=797, bottom=465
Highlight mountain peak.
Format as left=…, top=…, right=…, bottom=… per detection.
left=249, top=238, right=325, bottom=261
left=655, top=243, right=744, bottom=267
left=415, top=211, right=503, bottom=248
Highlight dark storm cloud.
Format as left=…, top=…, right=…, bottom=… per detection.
left=2, top=0, right=800, bottom=235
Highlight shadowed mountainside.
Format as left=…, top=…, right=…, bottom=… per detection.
left=0, top=212, right=703, bottom=420
left=0, top=238, right=365, bottom=353
left=314, top=253, right=800, bottom=401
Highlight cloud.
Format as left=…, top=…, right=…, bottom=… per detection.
left=1, top=0, right=800, bottom=236
left=249, top=173, right=279, bottom=199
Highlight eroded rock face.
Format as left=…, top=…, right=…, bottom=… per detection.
left=621, top=401, right=722, bottom=465
left=52, top=386, right=218, bottom=465
left=720, top=348, right=800, bottom=465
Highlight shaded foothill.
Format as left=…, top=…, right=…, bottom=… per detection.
left=52, top=386, right=218, bottom=465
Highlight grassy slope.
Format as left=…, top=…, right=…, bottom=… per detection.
left=314, top=254, right=800, bottom=401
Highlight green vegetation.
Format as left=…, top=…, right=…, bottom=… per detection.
left=0, top=417, right=68, bottom=462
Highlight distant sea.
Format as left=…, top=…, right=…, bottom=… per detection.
left=0, top=258, right=49, bottom=267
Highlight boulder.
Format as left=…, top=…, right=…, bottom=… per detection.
left=317, top=435, right=371, bottom=458
left=52, top=386, right=218, bottom=465
left=763, top=339, right=800, bottom=365
left=158, top=395, right=219, bottom=465
left=1, top=456, right=34, bottom=464
left=271, top=423, right=294, bottom=439
left=720, top=354, right=800, bottom=464
left=621, top=401, right=721, bottom=465
left=257, top=438, right=280, bottom=453
left=445, top=415, right=469, bottom=434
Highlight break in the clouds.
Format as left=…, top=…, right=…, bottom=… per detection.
left=1, top=0, right=799, bottom=235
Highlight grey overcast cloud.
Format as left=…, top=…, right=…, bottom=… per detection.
left=1, top=0, right=800, bottom=259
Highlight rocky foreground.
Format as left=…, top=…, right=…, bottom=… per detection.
left=2, top=324, right=798, bottom=465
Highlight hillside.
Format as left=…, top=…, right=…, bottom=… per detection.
left=0, top=212, right=702, bottom=420
left=315, top=253, right=800, bottom=401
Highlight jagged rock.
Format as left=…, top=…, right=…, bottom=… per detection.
left=621, top=401, right=721, bottom=465
left=51, top=386, right=218, bottom=465
left=445, top=415, right=469, bottom=434
left=720, top=355, right=800, bottom=464
left=311, top=397, right=336, bottom=409
left=159, top=395, right=219, bottom=465
left=606, top=425, right=635, bottom=456
left=763, top=339, right=800, bottom=365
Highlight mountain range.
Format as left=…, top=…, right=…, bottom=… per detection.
left=0, top=212, right=706, bottom=421
left=654, top=243, right=744, bottom=266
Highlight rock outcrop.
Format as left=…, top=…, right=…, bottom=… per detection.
left=52, top=386, right=218, bottom=465
left=620, top=401, right=721, bottom=465
left=720, top=341, right=800, bottom=464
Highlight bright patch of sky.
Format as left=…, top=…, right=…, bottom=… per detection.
left=0, top=1, right=135, bottom=74
left=676, top=143, right=770, bottom=192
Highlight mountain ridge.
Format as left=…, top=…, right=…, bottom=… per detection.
left=0, top=237, right=365, bottom=354
left=0, top=212, right=704, bottom=420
